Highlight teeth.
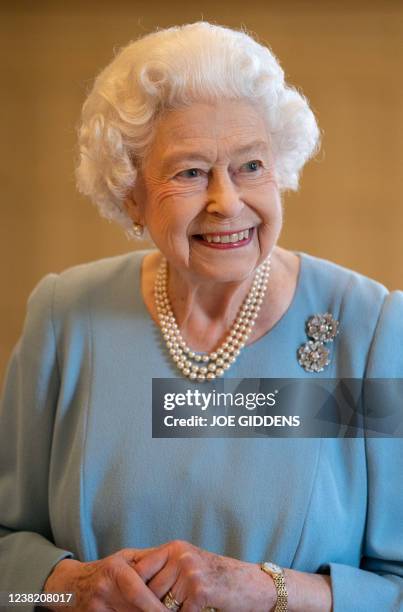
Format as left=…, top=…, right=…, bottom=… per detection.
left=201, top=228, right=251, bottom=243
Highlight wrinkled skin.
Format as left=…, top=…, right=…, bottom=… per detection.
left=43, top=541, right=275, bottom=612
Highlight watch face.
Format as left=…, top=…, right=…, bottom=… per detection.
left=262, top=562, right=282, bottom=575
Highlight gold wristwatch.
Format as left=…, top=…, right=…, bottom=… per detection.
left=261, top=561, right=288, bottom=612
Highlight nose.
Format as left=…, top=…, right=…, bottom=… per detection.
left=205, top=169, right=244, bottom=218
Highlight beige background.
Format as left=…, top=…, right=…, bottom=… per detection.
left=1, top=1, right=402, bottom=385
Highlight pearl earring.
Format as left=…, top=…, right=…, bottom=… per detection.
left=132, top=222, right=144, bottom=238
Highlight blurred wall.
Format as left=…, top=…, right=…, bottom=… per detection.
left=1, top=0, right=402, bottom=384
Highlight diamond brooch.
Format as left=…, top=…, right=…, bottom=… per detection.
left=298, top=313, right=339, bottom=373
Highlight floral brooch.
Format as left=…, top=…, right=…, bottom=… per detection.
left=298, top=313, right=339, bottom=373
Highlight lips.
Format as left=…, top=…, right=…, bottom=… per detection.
left=193, top=227, right=254, bottom=249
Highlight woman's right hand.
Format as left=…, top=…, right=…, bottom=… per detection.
left=42, top=548, right=167, bottom=611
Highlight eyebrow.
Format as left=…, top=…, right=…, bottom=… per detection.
left=161, top=140, right=269, bottom=171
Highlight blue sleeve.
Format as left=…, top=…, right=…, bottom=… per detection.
left=0, top=275, right=74, bottom=606
left=324, top=290, right=403, bottom=611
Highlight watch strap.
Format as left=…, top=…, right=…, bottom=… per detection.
left=261, top=562, right=288, bottom=612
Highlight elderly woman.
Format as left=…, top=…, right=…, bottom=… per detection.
left=0, top=21, right=402, bottom=612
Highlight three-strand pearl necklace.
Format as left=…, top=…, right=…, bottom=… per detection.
left=154, top=256, right=271, bottom=381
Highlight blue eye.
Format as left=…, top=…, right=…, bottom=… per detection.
left=241, top=160, right=262, bottom=172
left=177, top=168, right=202, bottom=179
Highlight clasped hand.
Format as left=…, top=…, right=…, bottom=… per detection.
left=44, top=539, right=276, bottom=612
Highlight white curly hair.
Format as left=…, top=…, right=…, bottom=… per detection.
left=75, top=21, right=320, bottom=240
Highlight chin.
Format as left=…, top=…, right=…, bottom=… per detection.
left=188, top=258, right=259, bottom=284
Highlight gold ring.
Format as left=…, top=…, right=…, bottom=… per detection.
left=163, top=590, right=182, bottom=610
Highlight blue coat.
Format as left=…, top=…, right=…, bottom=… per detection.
left=1, top=249, right=402, bottom=611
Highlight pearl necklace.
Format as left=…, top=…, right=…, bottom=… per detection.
left=154, top=256, right=271, bottom=381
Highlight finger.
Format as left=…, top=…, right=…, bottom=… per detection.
left=119, top=547, right=159, bottom=565
left=150, top=566, right=211, bottom=612
left=173, top=572, right=213, bottom=612
left=180, top=602, right=201, bottom=612
left=112, top=563, right=167, bottom=612
left=145, top=561, right=179, bottom=600
left=131, top=544, right=169, bottom=564
left=134, top=547, right=171, bottom=582
left=180, top=592, right=215, bottom=612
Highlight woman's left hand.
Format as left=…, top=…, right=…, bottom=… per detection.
left=131, top=539, right=276, bottom=612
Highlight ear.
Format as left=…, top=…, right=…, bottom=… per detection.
left=123, top=193, right=145, bottom=226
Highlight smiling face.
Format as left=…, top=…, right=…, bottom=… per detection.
left=125, top=98, right=283, bottom=283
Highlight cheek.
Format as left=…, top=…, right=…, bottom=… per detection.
left=251, top=184, right=283, bottom=250
left=144, top=190, right=202, bottom=249
left=271, top=190, right=283, bottom=227
left=245, top=180, right=282, bottom=223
